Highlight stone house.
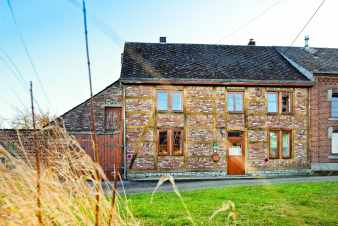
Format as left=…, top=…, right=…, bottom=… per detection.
left=119, top=42, right=313, bottom=178
left=58, top=41, right=338, bottom=179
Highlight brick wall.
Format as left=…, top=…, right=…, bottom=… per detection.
left=62, top=81, right=122, bottom=132
left=0, top=129, right=55, bottom=165
left=310, top=75, right=338, bottom=164
left=125, top=85, right=309, bottom=175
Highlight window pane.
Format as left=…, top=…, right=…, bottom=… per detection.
left=227, top=94, right=234, bottom=112
left=332, top=96, right=338, bottom=117
left=332, top=132, right=338, bottom=154
left=157, top=92, right=168, bottom=111
left=267, top=93, right=278, bottom=113
left=228, top=93, right=243, bottom=112
left=234, top=93, right=243, bottom=111
left=269, top=132, right=278, bottom=158
left=282, top=93, right=291, bottom=113
left=173, top=130, right=183, bottom=155
left=159, top=130, right=168, bottom=155
left=105, top=107, right=118, bottom=131
left=172, top=92, right=183, bottom=111
left=282, top=132, right=290, bottom=158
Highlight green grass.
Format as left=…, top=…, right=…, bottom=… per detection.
left=127, top=181, right=338, bottom=226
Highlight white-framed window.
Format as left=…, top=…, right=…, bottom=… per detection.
left=227, top=92, right=243, bottom=112
left=157, top=91, right=169, bottom=111
left=332, top=93, right=338, bottom=118
left=332, top=131, right=338, bottom=154
left=267, top=92, right=278, bottom=113
left=267, top=91, right=292, bottom=113
left=156, top=90, right=183, bottom=112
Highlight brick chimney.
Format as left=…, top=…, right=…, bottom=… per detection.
left=159, top=36, right=166, bottom=43
left=248, top=38, right=256, bottom=46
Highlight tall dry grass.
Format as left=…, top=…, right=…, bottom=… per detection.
left=0, top=125, right=138, bottom=226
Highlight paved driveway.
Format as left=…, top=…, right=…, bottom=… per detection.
left=115, top=176, right=338, bottom=194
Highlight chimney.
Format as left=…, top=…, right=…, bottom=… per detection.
left=304, top=35, right=309, bottom=48
left=248, top=38, right=256, bottom=46
left=159, top=36, right=166, bottom=43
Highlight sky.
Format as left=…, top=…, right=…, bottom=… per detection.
left=0, top=0, right=337, bottom=127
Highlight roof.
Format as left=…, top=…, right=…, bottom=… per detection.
left=276, top=46, right=338, bottom=75
left=60, top=79, right=120, bottom=118
left=120, top=42, right=311, bottom=85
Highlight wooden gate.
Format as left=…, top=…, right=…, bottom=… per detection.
left=74, top=133, right=123, bottom=180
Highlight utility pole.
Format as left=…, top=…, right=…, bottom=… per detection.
left=82, top=1, right=100, bottom=226
left=30, top=81, right=42, bottom=224
left=30, top=81, right=36, bottom=129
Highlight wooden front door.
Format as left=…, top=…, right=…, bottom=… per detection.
left=227, top=131, right=245, bottom=175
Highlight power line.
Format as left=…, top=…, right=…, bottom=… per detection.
left=0, top=50, right=44, bottom=114
left=0, top=48, right=27, bottom=89
left=217, top=0, right=281, bottom=43
left=65, top=0, right=123, bottom=46
left=284, top=0, right=326, bottom=53
left=6, top=0, right=51, bottom=110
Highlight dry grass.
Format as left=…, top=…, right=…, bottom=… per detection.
left=0, top=124, right=238, bottom=225
left=0, top=125, right=138, bottom=226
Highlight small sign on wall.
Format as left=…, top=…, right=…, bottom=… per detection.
left=229, top=146, right=242, bottom=156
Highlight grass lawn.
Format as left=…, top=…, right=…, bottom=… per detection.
left=127, top=181, right=338, bottom=226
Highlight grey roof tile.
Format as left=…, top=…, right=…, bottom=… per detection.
left=120, top=42, right=309, bottom=83
left=276, top=46, right=338, bottom=74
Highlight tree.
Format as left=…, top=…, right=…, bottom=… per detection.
left=10, top=110, right=56, bottom=129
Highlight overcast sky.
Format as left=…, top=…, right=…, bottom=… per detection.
left=0, top=0, right=336, bottom=127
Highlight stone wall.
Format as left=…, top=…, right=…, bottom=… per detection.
left=62, top=81, right=122, bottom=132
left=125, top=85, right=310, bottom=175
left=310, top=75, right=338, bottom=166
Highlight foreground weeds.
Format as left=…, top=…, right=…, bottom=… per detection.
left=0, top=125, right=138, bottom=226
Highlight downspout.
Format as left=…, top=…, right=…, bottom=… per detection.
left=123, top=84, right=127, bottom=179
left=307, top=87, right=311, bottom=170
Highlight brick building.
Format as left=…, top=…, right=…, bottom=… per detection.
left=61, top=81, right=123, bottom=179
left=279, top=47, right=338, bottom=171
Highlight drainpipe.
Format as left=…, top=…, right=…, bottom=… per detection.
left=307, top=87, right=311, bottom=169
left=123, top=84, right=127, bottom=180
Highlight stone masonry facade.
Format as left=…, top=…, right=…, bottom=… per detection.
left=62, top=81, right=122, bottom=133
left=310, top=75, right=338, bottom=170
left=125, top=85, right=310, bottom=176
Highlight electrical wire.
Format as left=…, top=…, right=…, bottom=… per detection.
left=65, top=0, right=123, bottom=46
left=0, top=53, right=44, bottom=114
left=284, top=0, right=326, bottom=53
left=217, top=0, right=281, bottom=44
left=6, top=0, right=51, bottom=110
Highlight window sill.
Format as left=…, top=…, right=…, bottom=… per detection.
left=267, top=112, right=293, bottom=115
left=329, top=118, right=338, bottom=121
left=158, top=155, right=184, bottom=157
left=328, top=155, right=338, bottom=160
left=157, top=110, right=183, bottom=113
left=228, top=111, right=244, bottom=114
left=281, top=112, right=294, bottom=115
